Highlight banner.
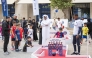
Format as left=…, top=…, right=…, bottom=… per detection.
left=1, top=0, right=8, bottom=16
left=32, top=0, right=39, bottom=16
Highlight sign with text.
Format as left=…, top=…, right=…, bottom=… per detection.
left=1, top=0, right=8, bottom=16
left=32, top=0, right=39, bottom=16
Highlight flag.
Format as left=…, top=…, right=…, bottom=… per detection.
left=32, top=0, right=39, bottom=16
left=1, top=0, right=8, bottom=16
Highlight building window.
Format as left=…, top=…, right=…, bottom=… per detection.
left=39, top=4, right=51, bottom=19
left=72, top=3, right=90, bottom=18
left=8, top=3, right=15, bottom=17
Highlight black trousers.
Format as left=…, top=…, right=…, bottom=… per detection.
left=23, top=44, right=29, bottom=52
left=3, top=35, right=9, bottom=52
left=15, top=41, right=20, bottom=50
left=24, top=35, right=27, bottom=40
left=73, top=35, right=80, bottom=53
left=39, top=28, right=42, bottom=45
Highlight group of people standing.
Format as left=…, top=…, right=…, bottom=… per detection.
left=1, top=15, right=38, bottom=55
left=2, top=15, right=21, bottom=53
left=19, top=16, right=38, bottom=41
left=39, top=15, right=65, bottom=46
left=71, top=14, right=92, bottom=55
left=2, top=13, right=92, bottom=55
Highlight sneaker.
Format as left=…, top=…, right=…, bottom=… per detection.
left=4, top=52, right=9, bottom=55
left=15, top=49, right=19, bottom=52
left=71, top=52, right=77, bottom=55
left=76, top=53, right=80, bottom=55
left=7, top=52, right=11, bottom=54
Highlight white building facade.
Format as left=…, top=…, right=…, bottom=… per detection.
left=0, top=0, right=92, bottom=20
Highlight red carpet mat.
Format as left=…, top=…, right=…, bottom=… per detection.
left=38, top=49, right=66, bottom=58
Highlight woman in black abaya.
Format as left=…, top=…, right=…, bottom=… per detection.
left=39, top=19, right=42, bottom=45
left=32, top=19, right=38, bottom=41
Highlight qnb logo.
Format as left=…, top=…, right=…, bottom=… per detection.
left=63, top=31, right=67, bottom=35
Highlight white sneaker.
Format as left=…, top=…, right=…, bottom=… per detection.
left=4, top=52, right=9, bottom=55
left=7, top=52, right=10, bottom=54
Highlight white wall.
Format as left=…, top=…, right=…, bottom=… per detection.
left=90, top=3, right=92, bottom=18
left=15, top=4, right=28, bottom=19
left=15, top=3, right=92, bottom=20
left=15, top=4, right=36, bottom=19
left=72, top=0, right=92, bottom=3
left=15, top=4, right=70, bottom=19
left=28, top=4, right=36, bottom=19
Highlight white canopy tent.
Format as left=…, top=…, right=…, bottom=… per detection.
left=72, top=0, right=92, bottom=3
left=18, top=0, right=92, bottom=4
left=17, top=0, right=51, bottom=4
left=0, top=0, right=16, bottom=4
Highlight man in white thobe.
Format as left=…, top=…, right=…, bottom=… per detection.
left=41, top=15, right=51, bottom=45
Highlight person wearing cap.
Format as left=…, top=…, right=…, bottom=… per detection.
left=2, top=16, right=11, bottom=55
left=11, top=14, right=19, bottom=26
left=71, top=14, right=82, bottom=55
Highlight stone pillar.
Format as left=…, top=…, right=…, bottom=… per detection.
left=90, top=3, right=92, bottom=18
left=28, top=4, right=36, bottom=19
left=15, top=3, right=28, bottom=19
left=0, top=5, right=3, bottom=20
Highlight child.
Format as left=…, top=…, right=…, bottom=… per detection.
left=24, top=25, right=28, bottom=40
left=19, top=24, right=24, bottom=41
left=10, top=22, right=16, bottom=51
left=28, top=24, right=33, bottom=40
left=81, top=23, right=89, bottom=44
left=54, top=28, right=64, bottom=38
left=23, top=36, right=33, bottom=52
left=19, top=24, right=24, bottom=49
left=15, top=23, right=21, bottom=52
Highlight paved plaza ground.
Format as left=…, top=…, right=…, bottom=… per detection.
left=0, top=28, right=92, bottom=58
